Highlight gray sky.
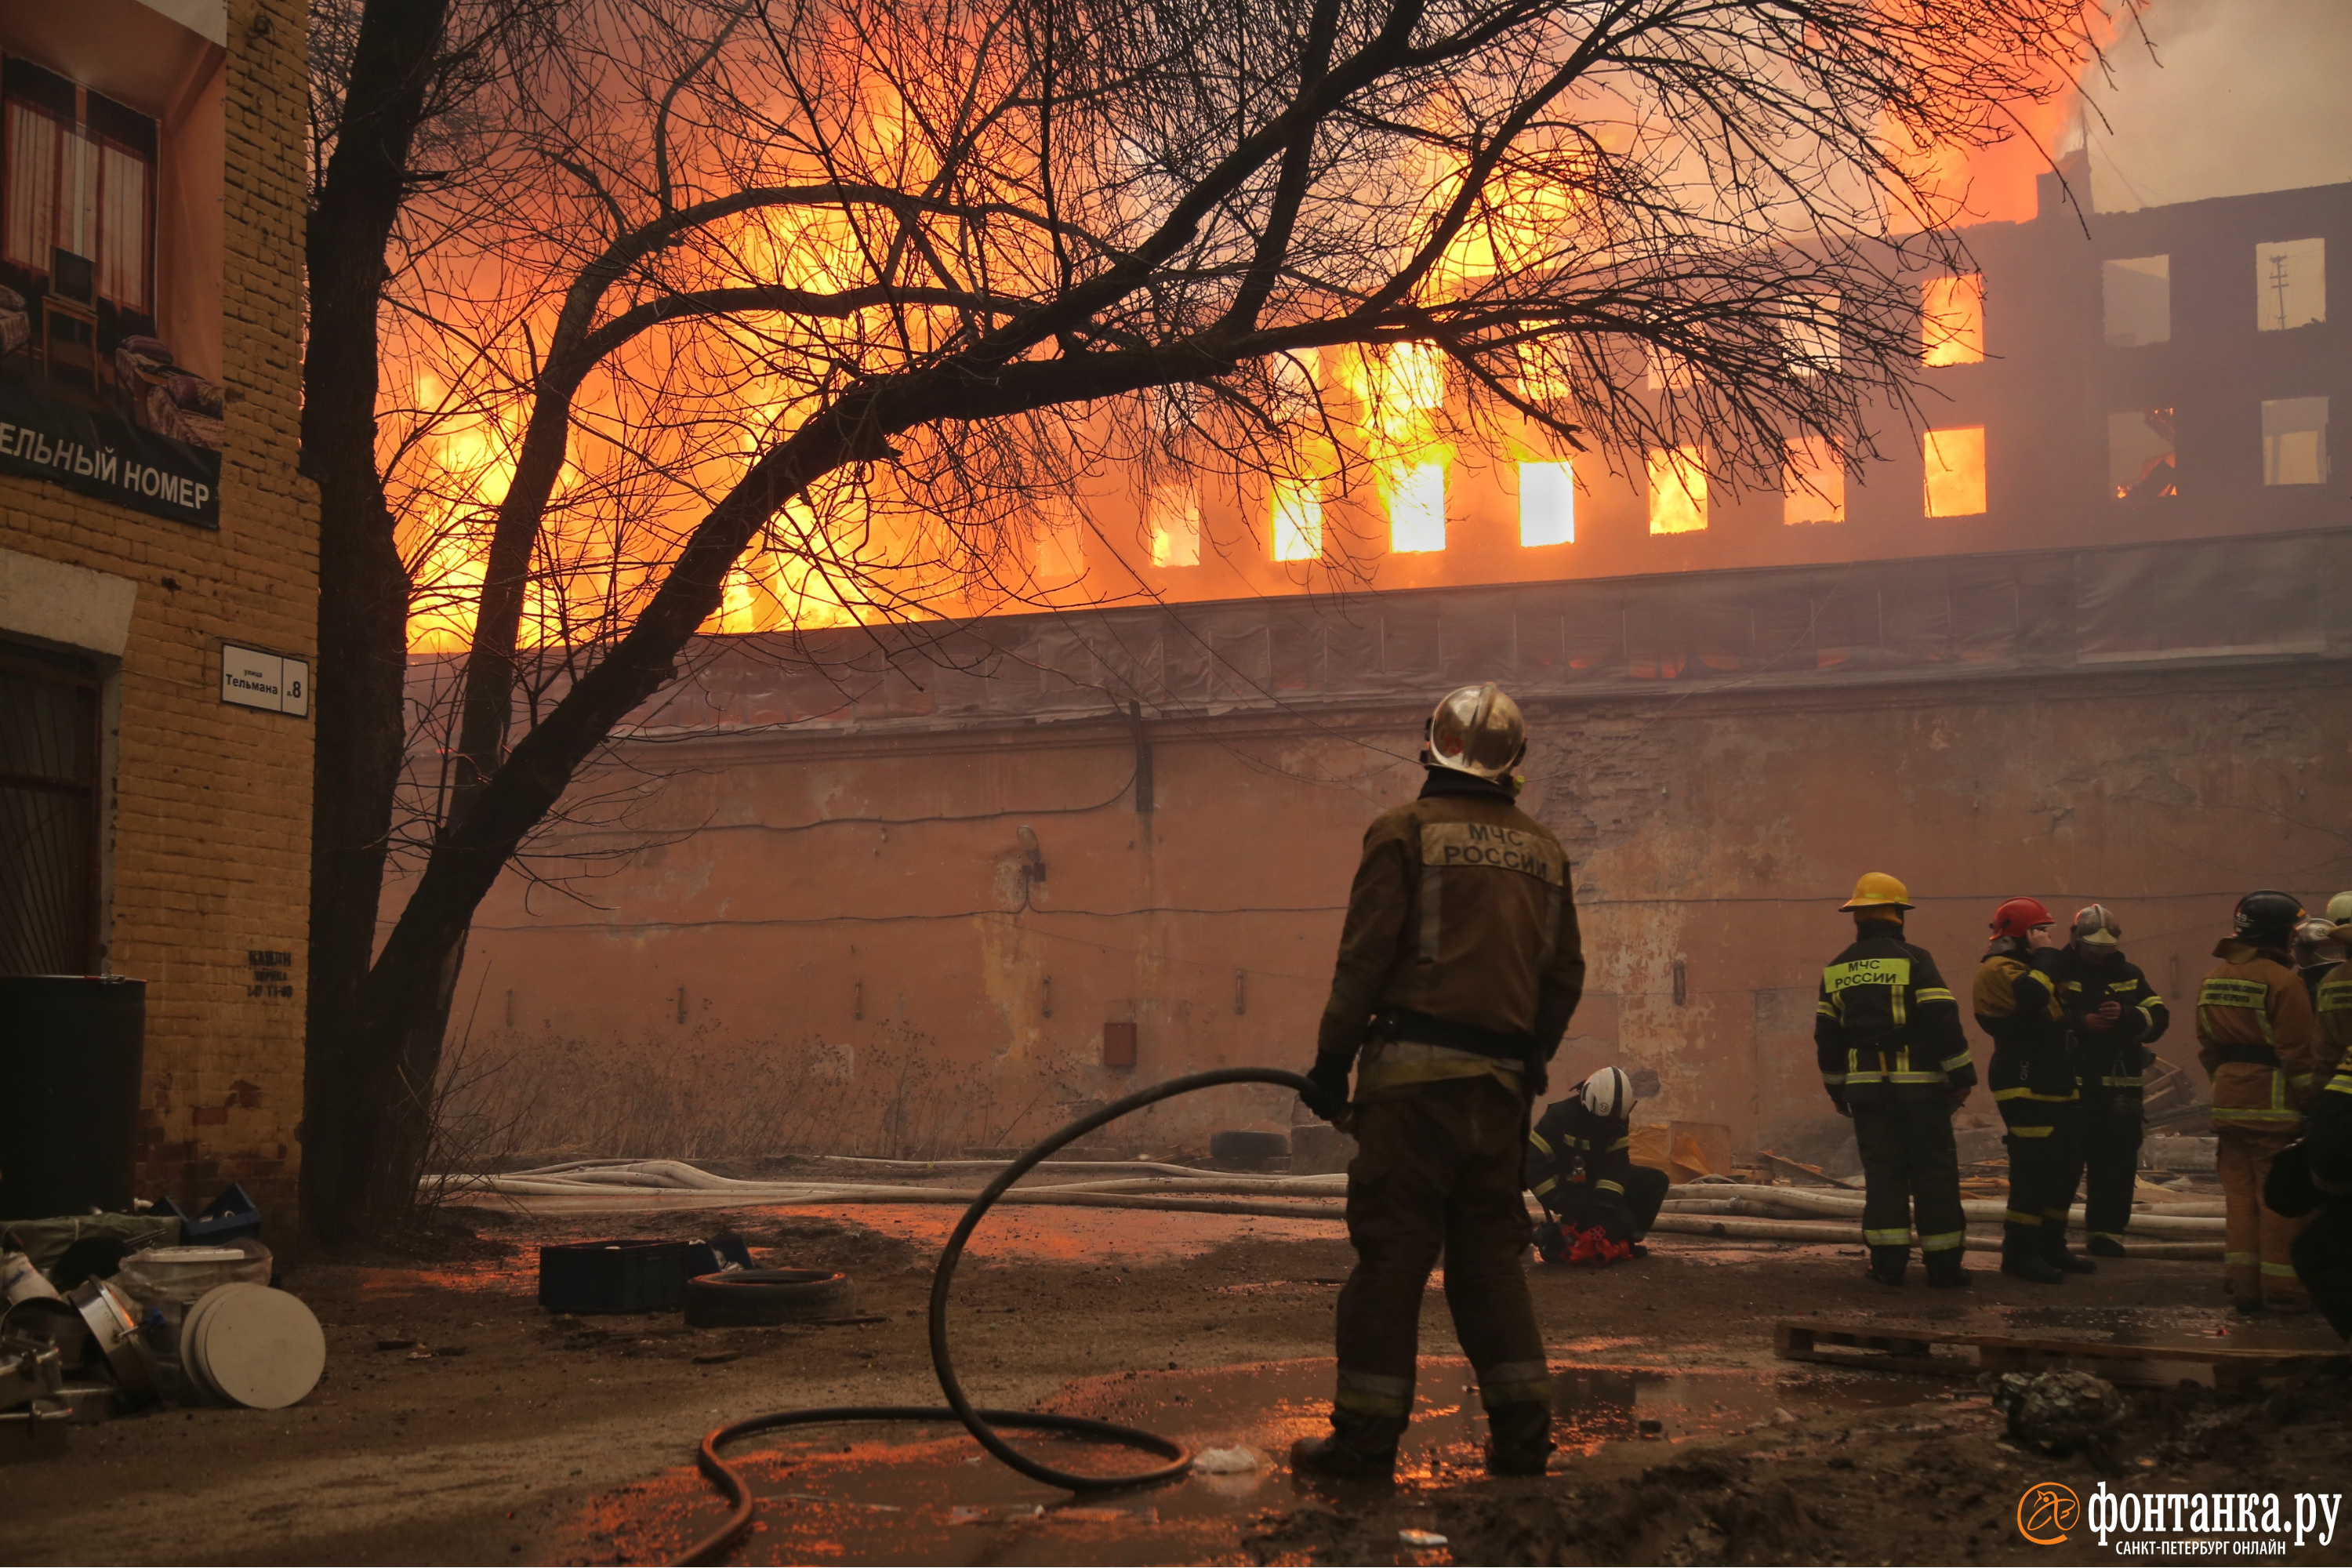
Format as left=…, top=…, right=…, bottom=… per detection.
left=2081, top=0, right=2352, bottom=211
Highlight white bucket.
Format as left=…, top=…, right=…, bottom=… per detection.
left=178, top=1283, right=325, bottom=1410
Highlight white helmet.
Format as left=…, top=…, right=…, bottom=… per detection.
left=1425, top=683, right=1526, bottom=782
left=1580, top=1066, right=1635, bottom=1120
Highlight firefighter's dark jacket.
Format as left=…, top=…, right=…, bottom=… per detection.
left=1526, top=1098, right=1635, bottom=1228
left=1316, top=771, right=1585, bottom=1073
left=1975, top=944, right=2076, bottom=1107
left=2049, top=946, right=2171, bottom=1094
left=1813, top=923, right=1974, bottom=1107
left=2310, top=966, right=2352, bottom=1193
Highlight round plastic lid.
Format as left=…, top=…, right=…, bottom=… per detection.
left=183, top=1283, right=325, bottom=1410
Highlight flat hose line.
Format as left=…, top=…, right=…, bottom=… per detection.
left=677, top=1065, right=1319, bottom=1565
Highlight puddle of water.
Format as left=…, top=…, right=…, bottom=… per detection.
left=566, top=1357, right=1940, bottom=1566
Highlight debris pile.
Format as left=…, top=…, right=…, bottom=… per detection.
left=0, top=1186, right=326, bottom=1460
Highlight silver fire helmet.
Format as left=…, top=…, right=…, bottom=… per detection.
left=2071, top=903, right=2123, bottom=947
left=1425, top=683, right=1526, bottom=782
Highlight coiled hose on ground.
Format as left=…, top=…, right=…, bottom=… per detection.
left=677, top=1065, right=1318, bottom=1565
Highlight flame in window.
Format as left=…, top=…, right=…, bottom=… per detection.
left=1922, top=426, right=1987, bottom=517
left=1647, top=447, right=1708, bottom=535
left=1921, top=274, right=1984, bottom=366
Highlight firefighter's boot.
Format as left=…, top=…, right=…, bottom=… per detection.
left=2045, top=1235, right=2099, bottom=1275
left=1864, top=1246, right=1908, bottom=1287
left=1484, top=1401, right=1554, bottom=1477
left=1924, top=1252, right=1973, bottom=1289
left=1290, top=1412, right=1406, bottom=1480
left=2001, top=1247, right=2065, bottom=1285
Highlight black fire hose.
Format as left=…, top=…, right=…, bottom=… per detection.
left=677, top=1065, right=1319, bottom=1565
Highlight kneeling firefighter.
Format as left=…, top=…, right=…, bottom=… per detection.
left=1815, top=873, right=1976, bottom=1288
left=1526, top=1067, right=1669, bottom=1263
left=1975, top=898, right=2097, bottom=1284
left=1295, top=682, right=1583, bottom=1480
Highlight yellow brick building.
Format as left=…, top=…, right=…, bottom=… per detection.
left=0, top=0, right=313, bottom=1221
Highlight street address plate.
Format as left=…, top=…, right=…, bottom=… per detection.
left=221, top=644, right=310, bottom=717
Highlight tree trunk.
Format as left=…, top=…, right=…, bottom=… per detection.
left=299, top=0, right=453, bottom=1247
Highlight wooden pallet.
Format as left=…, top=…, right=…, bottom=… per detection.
left=1773, top=1319, right=2350, bottom=1392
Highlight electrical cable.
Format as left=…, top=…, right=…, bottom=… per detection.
left=677, top=1065, right=1316, bottom=1566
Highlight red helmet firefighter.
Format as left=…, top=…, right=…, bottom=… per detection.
left=1987, top=896, right=2057, bottom=948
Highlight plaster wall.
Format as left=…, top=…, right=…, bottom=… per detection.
left=455, top=661, right=2352, bottom=1163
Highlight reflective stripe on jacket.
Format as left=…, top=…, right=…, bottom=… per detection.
left=1526, top=1098, right=1635, bottom=1219
left=2314, top=961, right=2352, bottom=1080
left=2050, top=949, right=2169, bottom=1093
left=1813, top=927, right=1972, bottom=1100
left=1319, top=773, right=1585, bottom=1097
left=2195, top=938, right=2321, bottom=1133
left=1976, top=947, right=2075, bottom=1113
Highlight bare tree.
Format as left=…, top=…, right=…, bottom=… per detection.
left=304, top=0, right=2106, bottom=1237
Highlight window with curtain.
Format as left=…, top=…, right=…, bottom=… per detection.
left=2, top=56, right=155, bottom=316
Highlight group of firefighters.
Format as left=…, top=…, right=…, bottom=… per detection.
left=1815, top=877, right=2351, bottom=1308
left=1288, top=680, right=2352, bottom=1482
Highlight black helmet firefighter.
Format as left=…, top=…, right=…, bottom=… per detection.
left=1294, top=683, right=1584, bottom=1479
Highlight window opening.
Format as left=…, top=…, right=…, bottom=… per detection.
left=1782, top=435, right=1846, bottom=524
left=1518, top=461, right=1574, bottom=546
left=1922, top=426, right=1987, bottom=517
left=0, top=639, right=103, bottom=976
left=1646, top=446, right=1707, bottom=534
left=1145, top=482, right=1200, bottom=568
left=1271, top=482, right=1323, bottom=561
left=1920, top=274, right=1984, bottom=366
left=1387, top=462, right=1445, bottom=554
left=2102, top=256, right=2169, bottom=347
left=1785, top=295, right=1841, bottom=377
left=2255, top=239, right=2325, bottom=332
left=2107, top=408, right=2176, bottom=499
left=2262, top=397, right=2329, bottom=486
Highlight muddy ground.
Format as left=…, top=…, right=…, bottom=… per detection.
left=5, top=1201, right=2349, bottom=1567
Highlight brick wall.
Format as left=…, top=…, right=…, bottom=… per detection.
left=0, top=0, right=314, bottom=1224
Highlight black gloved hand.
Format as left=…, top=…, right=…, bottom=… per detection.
left=1301, top=1054, right=1352, bottom=1123
left=1523, top=1051, right=1550, bottom=1102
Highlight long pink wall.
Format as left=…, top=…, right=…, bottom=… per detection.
left=439, top=660, right=2352, bottom=1163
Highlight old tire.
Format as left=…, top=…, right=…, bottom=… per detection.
left=1209, top=1129, right=1290, bottom=1165
left=682, top=1269, right=853, bottom=1327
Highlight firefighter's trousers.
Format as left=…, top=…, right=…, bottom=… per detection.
left=1334, top=1075, right=1550, bottom=1428
left=1542, top=1164, right=1670, bottom=1242
left=2071, top=1089, right=2144, bottom=1246
left=2216, top=1127, right=2310, bottom=1307
left=1997, top=1098, right=2080, bottom=1260
left=2288, top=1202, right=2352, bottom=1338
left=1848, top=1087, right=1968, bottom=1265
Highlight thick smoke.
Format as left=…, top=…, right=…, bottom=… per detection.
left=2079, top=0, right=2352, bottom=212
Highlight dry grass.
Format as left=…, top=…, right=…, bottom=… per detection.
left=430, top=1023, right=1100, bottom=1168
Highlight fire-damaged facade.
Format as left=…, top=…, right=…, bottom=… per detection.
left=443, top=169, right=2349, bottom=1163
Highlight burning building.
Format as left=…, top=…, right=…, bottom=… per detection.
left=436, top=162, right=2349, bottom=1165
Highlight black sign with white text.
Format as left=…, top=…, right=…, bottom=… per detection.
left=0, top=378, right=220, bottom=528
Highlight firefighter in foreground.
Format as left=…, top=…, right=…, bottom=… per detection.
left=1974, top=897, right=2097, bottom=1283
left=2051, top=905, right=2170, bottom=1256
left=1814, top=873, right=1976, bottom=1288
left=1526, top=1067, right=1668, bottom=1264
left=1295, top=682, right=1583, bottom=1480
left=2198, top=890, right=2321, bottom=1312
left=2296, top=902, right=2352, bottom=1337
